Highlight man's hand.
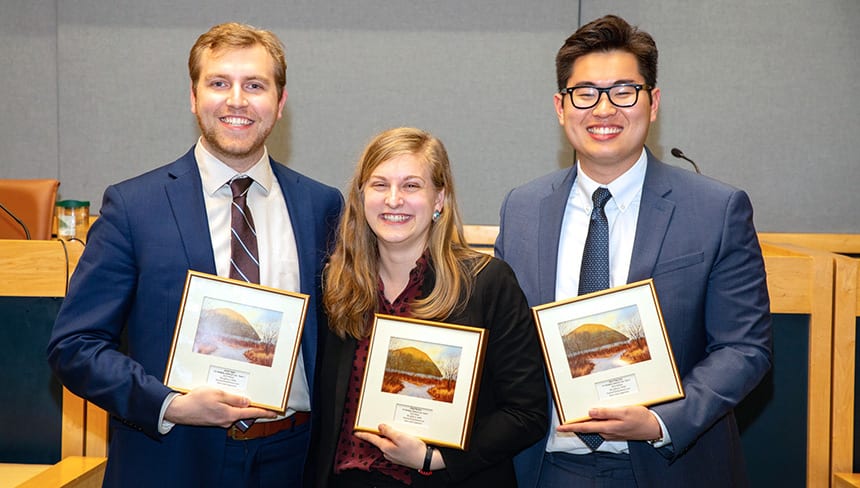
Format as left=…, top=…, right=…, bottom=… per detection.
left=556, top=406, right=662, bottom=441
left=164, top=386, right=277, bottom=428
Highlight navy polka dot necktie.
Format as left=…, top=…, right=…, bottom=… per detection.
left=579, top=187, right=612, bottom=295
left=576, top=186, right=612, bottom=450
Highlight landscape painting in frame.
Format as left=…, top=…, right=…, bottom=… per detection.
left=558, top=304, right=651, bottom=379
left=382, top=337, right=462, bottom=403
left=533, top=279, right=683, bottom=423
left=192, top=296, right=283, bottom=367
left=354, top=314, right=487, bottom=449
left=165, top=270, right=311, bottom=414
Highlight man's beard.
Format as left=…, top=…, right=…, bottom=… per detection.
left=196, top=115, right=272, bottom=164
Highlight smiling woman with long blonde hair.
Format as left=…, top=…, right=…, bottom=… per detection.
left=311, top=127, right=547, bottom=488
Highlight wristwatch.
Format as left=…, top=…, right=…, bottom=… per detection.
left=418, top=445, right=434, bottom=476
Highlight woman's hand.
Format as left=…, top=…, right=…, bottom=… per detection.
left=354, top=424, right=445, bottom=470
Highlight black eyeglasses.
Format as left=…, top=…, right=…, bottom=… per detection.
left=560, top=83, right=653, bottom=109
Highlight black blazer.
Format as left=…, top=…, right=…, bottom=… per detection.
left=309, top=257, right=548, bottom=487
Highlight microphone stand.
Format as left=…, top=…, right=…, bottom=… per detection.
left=670, top=147, right=701, bottom=174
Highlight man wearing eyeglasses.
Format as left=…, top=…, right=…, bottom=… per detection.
left=496, top=15, right=772, bottom=487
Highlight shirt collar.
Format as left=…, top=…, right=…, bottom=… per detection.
left=194, top=137, right=274, bottom=196
left=574, top=148, right=647, bottom=213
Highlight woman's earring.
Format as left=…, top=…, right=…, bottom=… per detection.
left=432, top=210, right=441, bottom=222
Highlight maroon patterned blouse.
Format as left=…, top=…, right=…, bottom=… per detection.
left=333, top=254, right=430, bottom=485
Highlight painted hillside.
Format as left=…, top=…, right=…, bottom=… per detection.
left=563, top=323, right=629, bottom=351
left=198, top=307, right=261, bottom=341
left=385, top=346, right=442, bottom=377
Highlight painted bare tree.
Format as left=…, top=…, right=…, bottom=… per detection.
left=437, top=356, right=459, bottom=390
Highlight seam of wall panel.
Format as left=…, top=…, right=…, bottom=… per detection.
left=55, top=0, right=61, bottom=182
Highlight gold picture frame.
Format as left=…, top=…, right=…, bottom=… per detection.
left=163, top=270, right=309, bottom=414
left=354, top=314, right=488, bottom=450
left=532, top=279, right=684, bottom=424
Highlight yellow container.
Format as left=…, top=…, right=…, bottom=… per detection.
left=56, top=200, right=90, bottom=240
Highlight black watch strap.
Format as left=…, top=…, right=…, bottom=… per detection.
left=418, top=445, right=434, bottom=475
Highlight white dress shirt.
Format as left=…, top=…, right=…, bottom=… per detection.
left=158, top=140, right=308, bottom=433
left=547, top=148, right=669, bottom=454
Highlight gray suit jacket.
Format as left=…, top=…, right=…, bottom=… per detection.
left=496, top=149, right=772, bottom=487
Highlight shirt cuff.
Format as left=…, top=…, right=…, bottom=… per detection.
left=647, top=410, right=672, bottom=448
left=158, top=392, right=180, bottom=435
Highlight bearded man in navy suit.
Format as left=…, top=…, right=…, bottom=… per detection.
left=48, top=23, right=342, bottom=487
left=497, top=15, right=772, bottom=487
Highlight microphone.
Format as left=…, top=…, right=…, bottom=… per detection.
left=670, top=147, right=701, bottom=174
left=0, top=201, right=31, bottom=239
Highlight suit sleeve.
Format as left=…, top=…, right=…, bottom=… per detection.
left=651, top=189, right=772, bottom=458
left=494, top=188, right=515, bottom=261
left=47, top=184, right=173, bottom=437
left=437, top=259, right=549, bottom=481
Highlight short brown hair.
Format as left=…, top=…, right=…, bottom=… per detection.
left=556, top=15, right=658, bottom=91
left=188, top=22, right=286, bottom=99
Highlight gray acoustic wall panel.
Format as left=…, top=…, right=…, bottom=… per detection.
left=2, top=1, right=859, bottom=231
left=0, top=0, right=59, bottom=179
left=581, top=0, right=860, bottom=232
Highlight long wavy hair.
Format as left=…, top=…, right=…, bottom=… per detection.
left=323, top=127, right=490, bottom=339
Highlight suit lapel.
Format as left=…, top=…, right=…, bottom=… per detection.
left=164, top=149, right=217, bottom=274
left=272, top=162, right=314, bottom=293
left=538, top=168, right=576, bottom=304
left=628, top=154, right=675, bottom=282
left=271, top=161, right=320, bottom=389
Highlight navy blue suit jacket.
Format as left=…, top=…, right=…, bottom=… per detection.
left=47, top=147, right=342, bottom=487
left=496, top=149, right=772, bottom=487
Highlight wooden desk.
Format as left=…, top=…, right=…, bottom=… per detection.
left=759, top=232, right=860, bottom=255
left=0, top=239, right=84, bottom=297
left=759, top=241, right=836, bottom=487
left=760, top=234, right=860, bottom=484
left=0, top=239, right=107, bottom=486
left=463, top=224, right=498, bottom=255
left=15, top=456, right=106, bottom=488
left=831, top=254, right=859, bottom=482
left=836, top=472, right=860, bottom=488
left=0, top=463, right=50, bottom=488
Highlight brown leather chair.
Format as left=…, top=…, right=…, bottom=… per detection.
left=0, top=179, right=60, bottom=240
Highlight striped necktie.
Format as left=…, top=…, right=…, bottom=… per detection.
left=229, top=177, right=259, bottom=284
left=228, top=177, right=260, bottom=433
